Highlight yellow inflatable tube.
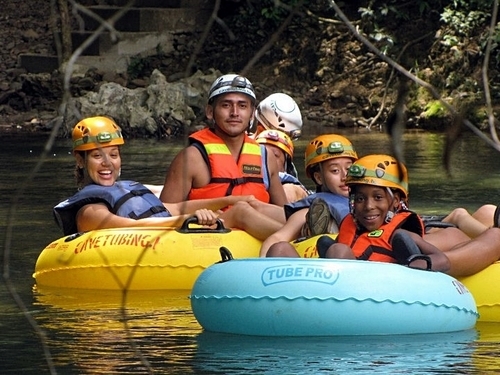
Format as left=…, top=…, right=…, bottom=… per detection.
left=458, top=262, right=500, bottom=322
left=292, top=234, right=337, bottom=258
left=37, top=216, right=498, bottom=323
left=33, top=220, right=262, bottom=291
left=33, top=217, right=332, bottom=291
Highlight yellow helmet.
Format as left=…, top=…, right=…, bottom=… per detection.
left=305, top=134, right=358, bottom=177
left=346, top=154, right=409, bottom=198
left=72, top=116, right=124, bottom=151
left=255, top=129, right=294, bottom=158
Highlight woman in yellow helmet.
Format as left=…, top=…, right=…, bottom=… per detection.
left=53, top=116, right=253, bottom=235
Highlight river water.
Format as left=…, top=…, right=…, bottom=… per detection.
left=2, top=128, right=500, bottom=374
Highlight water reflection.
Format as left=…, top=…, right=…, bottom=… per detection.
left=33, top=288, right=200, bottom=374
left=474, top=323, right=500, bottom=372
left=31, top=286, right=500, bottom=375
left=3, top=131, right=500, bottom=374
left=194, top=330, right=478, bottom=374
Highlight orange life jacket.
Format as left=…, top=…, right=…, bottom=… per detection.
left=187, top=128, right=270, bottom=203
left=336, top=211, right=424, bottom=263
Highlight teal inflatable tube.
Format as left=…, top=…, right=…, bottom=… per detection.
left=190, top=258, right=478, bottom=336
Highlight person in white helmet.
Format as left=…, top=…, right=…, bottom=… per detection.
left=251, top=92, right=303, bottom=178
left=159, top=74, right=289, bottom=240
left=251, top=93, right=303, bottom=140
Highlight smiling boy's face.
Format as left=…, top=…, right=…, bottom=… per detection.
left=351, top=184, right=400, bottom=231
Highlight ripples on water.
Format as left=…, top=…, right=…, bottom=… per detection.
left=2, top=131, right=500, bottom=373
left=25, top=288, right=500, bottom=374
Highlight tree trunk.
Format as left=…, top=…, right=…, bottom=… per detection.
left=58, top=0, right=72, bottom=63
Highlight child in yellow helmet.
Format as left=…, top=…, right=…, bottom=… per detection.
left=318, top=154, right=450, bottom=272
left=318, top=154, right=500, bottom=278
left=261, top=134, right=358, bottom=257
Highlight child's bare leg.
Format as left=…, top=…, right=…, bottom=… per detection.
left=247, top=199, right=286, bottom=223
left=266, top=241, right=300, bottom=257
left=443, top=208, right=488, bottom=238
left=445, top=227, right=500, bottom=277
left=472, top=204, right=496, bottom=228
left=325, top=243, right=356, bottom=259
left=425, top=227, right=470, bottom=252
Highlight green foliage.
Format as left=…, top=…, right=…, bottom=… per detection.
left=260, top=0, right=304, bottom=25
left=358, top=1, right=438, bottom=22
left=127, top=55, right=150, bottom=80
left=439, top=0, right=500, bottom=69
left=357, top=1, right=436, bottom=54
left=422, top=100, right=446, bottom=118
left=440, top=7, right=489, bottom=37
left=439, top=1, right=492, bottom=41
left=480, top=22, right=500, bottom=67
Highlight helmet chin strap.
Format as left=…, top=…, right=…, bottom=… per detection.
left=385, top=210, right=395, bottom=223
left=386, top=187, right=394, bottom=200
left=385, top=187, right=400, bottom=223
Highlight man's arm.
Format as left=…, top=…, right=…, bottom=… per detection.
left=160, top=146, right=201, bottom=203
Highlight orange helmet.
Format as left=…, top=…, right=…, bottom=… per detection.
left=72, top=116, right=124, bottom=151
left=255, top=129, right=294, bottom=158
left=346, top=154, right=409, bottom=198
left=305, top=134, right=358, bottom=177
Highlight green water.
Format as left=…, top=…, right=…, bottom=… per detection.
left=2, top=129, right=500, bottom=374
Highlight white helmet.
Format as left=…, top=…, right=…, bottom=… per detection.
left=255, top=93, right=303, bottom=140
left=208, top=74, right=256, bottom=103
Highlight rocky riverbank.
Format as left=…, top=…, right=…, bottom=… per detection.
left=0, top=1, right=495, bottom=136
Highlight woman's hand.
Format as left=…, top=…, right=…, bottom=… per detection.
left=194, top=209, right=222, bottom=226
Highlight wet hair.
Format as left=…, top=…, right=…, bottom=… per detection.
left=307, top=164, right=323, bottom=193
left=74, top=151, right=86, bottom=188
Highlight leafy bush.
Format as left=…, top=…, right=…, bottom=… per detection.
left=260, top=0, right=305, bottom=25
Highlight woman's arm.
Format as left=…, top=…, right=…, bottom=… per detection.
left=76, top=203, right=220, bottom=232
left=165, top=195, right=257, bottom=216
